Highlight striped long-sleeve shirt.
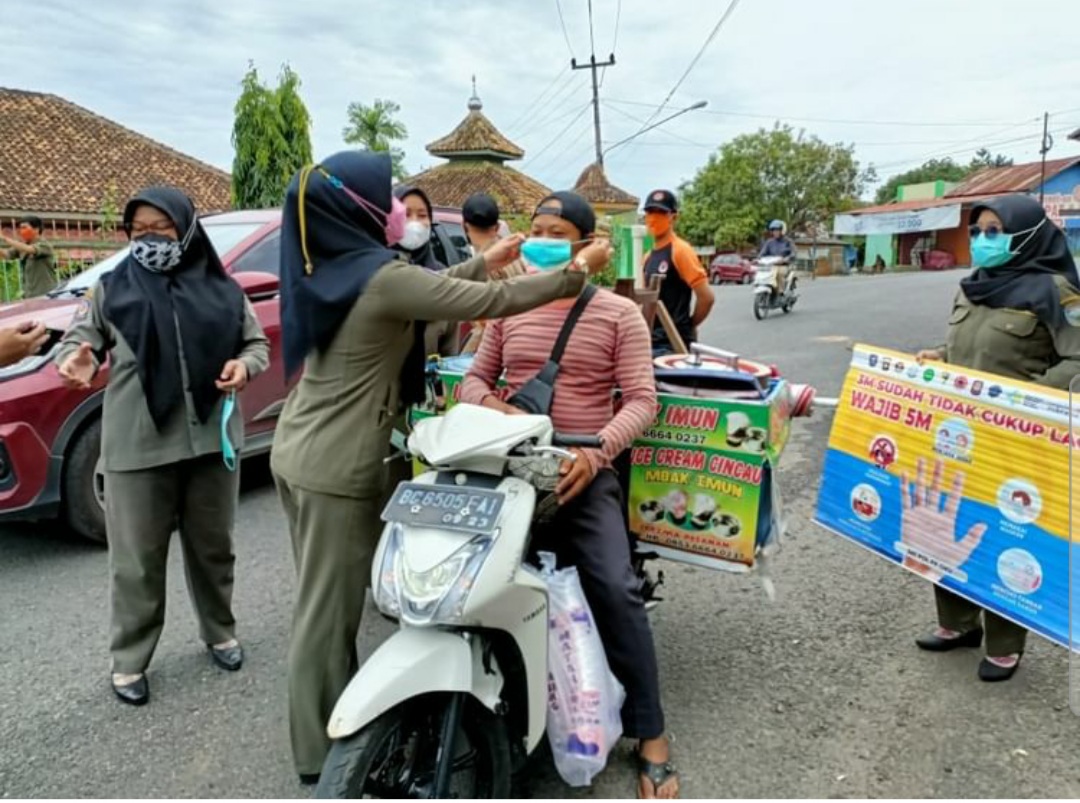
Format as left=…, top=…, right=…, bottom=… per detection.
left=460, top=287, right=657, bottom=472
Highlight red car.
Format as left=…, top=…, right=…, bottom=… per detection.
left=709, top=253, right=755, bottom=284
left=0, top=207, right=470, bottom=543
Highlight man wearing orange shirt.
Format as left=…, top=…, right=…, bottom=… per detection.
left=641, top=190, right=714, bottom=354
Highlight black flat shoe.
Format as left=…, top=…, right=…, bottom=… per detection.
left=208, top=642, right=244, bottom=672
left=299, top=773, right=320, bottom=786
left=916, top=627, right=983, bottom=652
left=112, top=675, right=149, bottom=706
left=978, top=656, right=1022, bottom=682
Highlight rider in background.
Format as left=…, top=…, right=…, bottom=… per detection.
left=759, top=219, right=795, bottom=292
left=759, top=219, right=794, bottom=259
left=642, top=189, right=714, bottom=355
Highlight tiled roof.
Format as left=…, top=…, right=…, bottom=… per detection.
left=405, top=162, right=551, bottom=216
left=426, top=101, right=525, bottom=161
left=0, top=87, right=232, bottom=217
left=946, top=157, right=1080, bottom=198
left=573, top=162, right=639, bottom=209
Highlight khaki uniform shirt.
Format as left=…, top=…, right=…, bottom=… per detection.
left=5, top=239, right=58, bottom=298
left=56, top=281, right=271, bottom=472
left=945, top=275, right=1080, bottom=390
left=270, top=254, right=585, bottom=498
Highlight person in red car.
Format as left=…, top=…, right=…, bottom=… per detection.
left=55, top=186, right=270, bottom=707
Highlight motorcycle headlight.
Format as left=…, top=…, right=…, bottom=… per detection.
left=374, top=523, right=494, bottom=626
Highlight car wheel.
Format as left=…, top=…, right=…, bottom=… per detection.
left=63, top=418, right=107, bottom=544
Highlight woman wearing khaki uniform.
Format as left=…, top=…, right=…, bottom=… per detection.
left=57, top=187, right=270, bottom=706
left=916, top=194, right=1080, bottom=682
left=271, top=150, right=612, bottom=782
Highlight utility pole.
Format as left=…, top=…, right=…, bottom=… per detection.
left=571, top=0, right=614, bottom=168
left=572, top=53, right=615, bottom=168
left=1039, top=111, right=1053, bottom=206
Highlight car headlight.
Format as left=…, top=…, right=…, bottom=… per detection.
left=0, top=344, right=59, bottom=381
left=374, top=523, right=494, bottom=626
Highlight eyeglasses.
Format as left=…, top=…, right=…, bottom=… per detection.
left=969, top=224, right=1004, bottom=239
left=128, top=220, right=177, bottom=236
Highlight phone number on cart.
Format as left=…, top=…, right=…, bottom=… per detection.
left=642, top=428, right=708, bottom=445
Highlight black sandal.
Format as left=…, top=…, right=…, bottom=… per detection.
left=637, top=752, right=679, bottom=799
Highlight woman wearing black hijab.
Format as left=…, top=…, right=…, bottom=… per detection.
left=915, top=193, right=1080, bottom=682
left=56, top=186, right=270, bottom=705
left=392, top=184, right=460, bottom=356
left=269, top=150, right=612, bottom=783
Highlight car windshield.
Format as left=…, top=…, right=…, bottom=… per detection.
left=52, top=222, right=264, bottom=296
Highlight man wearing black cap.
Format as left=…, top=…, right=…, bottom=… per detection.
left=460, top=192, right=526, bottom=353
left=642, top=189, right=714, bottom=353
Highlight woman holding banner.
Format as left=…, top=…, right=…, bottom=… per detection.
left=915, top=193, right=1080, bottom=682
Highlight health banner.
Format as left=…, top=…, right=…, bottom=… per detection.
left=815, top=344, right=1077, bottom=648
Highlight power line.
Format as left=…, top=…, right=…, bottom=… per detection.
left=605, top=98, right=1033, bottom=129
left=531, top=117, right=596, bottom=176
left=869, top=125, right=1075, bottom=174
left=508, top=71, right=583, bottom=138
left=555, top=0, right=576, bottom=60
left=520, top=101, right=593, bottom=169
left=600, top=0, right=622, bottom=89
left=503, top=67, right=568, bottom=133
left=628, top=0, right=741, bottom=137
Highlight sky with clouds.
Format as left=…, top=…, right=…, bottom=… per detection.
left=5, top=0, right=1080, bottom=202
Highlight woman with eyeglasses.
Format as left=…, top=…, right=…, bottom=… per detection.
left=269, top=150, right=612, bottom=784
left=915, top=193, right=1080, bottom=682
left=55, top=186, right=270, bottom=706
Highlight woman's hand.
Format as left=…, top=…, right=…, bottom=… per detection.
left=574, top=238, right=615, bottom=274
left=0, top=322, right=48, bottom=367
left=216, top=359, right=249, bottom=392
left=482, top=234, right=525, bottom=275
left=58, top=342, right=96, bottom=390
left=915, top=348, right=944, bottom=364
left=481, top=395, right=525, bottom=416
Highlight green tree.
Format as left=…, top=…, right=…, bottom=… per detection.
left=678, top=124, right=868, bottom=249
left=343, top=99, right=408, bottom=179
left=231, top=63, right=314, bottom=209
left=968, top=148, right=1013, bottom=171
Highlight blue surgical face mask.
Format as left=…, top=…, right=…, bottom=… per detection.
left=220, top=391, right=238, bottom=472
left=521, top=237, right=581, bottom=270
left=970, top=219, right=1045, bottom=269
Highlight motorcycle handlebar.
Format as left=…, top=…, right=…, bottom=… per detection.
left=552, top=433, right=604, bottom=449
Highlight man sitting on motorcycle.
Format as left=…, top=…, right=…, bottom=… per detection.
left=460, top=190, right=679, bottom=799
left=759, top=219, right=795, bottom=294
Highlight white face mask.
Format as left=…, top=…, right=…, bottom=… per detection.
left=399, top=220, right=431, bottom=251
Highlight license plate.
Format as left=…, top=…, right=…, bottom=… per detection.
left=381, top=482, right=505, bottom=536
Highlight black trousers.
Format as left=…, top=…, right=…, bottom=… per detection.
left=532, top=469, right=665, bottom=740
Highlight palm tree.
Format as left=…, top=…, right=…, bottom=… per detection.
left=342, top=99, right=408, bottom=179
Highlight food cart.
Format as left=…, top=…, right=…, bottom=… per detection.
left=408, top=343, right=815, bottom=574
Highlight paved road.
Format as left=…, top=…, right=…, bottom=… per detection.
left=2, top=270, right=1079, bottom=798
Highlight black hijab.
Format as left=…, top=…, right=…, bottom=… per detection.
left=101, top=186, right=244, bottom=431
left=279, top=150, right=399, bottom=378
left=392, top=185, right=445, bottom=271
left=960, top=194, right=1079, bottom=327
left=278, top=151, right=429, bottom=405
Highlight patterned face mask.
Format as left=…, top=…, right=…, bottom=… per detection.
left=131, top=234, right=183, bottom=272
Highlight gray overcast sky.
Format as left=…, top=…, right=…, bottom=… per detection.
left=5, top=0, right=1080, bottom=201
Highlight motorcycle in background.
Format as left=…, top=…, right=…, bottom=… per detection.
left=752, top=256, right=798, bottom=320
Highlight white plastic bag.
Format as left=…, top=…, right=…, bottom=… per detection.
left=538, top=552, right=625, bottom=787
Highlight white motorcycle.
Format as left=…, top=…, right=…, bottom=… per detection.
left=752, top=256, right=798, bottom=320
left=316, top=403, right=613, bottom=798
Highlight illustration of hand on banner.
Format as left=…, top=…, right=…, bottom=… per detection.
left=899, top=458, right=987, bottom=582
